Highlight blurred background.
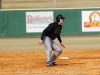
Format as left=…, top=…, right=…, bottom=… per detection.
left=1, top=0, right=100, bottom=9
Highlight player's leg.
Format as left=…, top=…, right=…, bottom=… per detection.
left=50, top=41, right=62, bottom=62
left=43, top=36, right=53, bottom=66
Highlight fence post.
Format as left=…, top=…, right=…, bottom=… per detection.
left=54, top=0, right=57, bottom=8
left=0, top=0, right=2, bottom=9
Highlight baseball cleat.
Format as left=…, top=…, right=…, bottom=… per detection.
left=46, top=61, right=57, bottom=67
left=52, top=61, right=57, bottom=65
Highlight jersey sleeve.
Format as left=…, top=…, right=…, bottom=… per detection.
left=41, top=23, right=53, bottom=40
left=57, top=34, right=62, bottom=43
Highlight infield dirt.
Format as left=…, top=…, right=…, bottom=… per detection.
left=0, top=50, right=100, bottom=75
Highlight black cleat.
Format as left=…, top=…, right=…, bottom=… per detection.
left=46, top=61, right=57, bottom=67
left=52, top=61, right=57, bottom=66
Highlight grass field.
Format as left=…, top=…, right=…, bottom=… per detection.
left=2, top=0, right=100, bottom=9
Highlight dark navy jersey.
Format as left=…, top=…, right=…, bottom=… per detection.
left=41, top=22, right=62, bottom=43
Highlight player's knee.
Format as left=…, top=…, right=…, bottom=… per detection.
left=59, top=49, right=62, bottom=54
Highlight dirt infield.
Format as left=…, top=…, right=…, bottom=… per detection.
left=0, top=50, right=100, bottom=75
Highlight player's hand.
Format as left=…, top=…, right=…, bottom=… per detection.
left=60, top=43, right=65, bottom=48
left=39, top=40, right=43, bottom=46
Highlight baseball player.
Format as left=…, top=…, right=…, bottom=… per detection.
left=39, top=14, right=65, bottom=66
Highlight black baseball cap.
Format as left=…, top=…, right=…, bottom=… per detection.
left=56, top=14, right=65, bottom=19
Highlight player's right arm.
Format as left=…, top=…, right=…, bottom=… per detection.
left=39, top=40, right=43, bottom=45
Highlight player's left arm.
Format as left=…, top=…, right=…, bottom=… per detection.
left=57, top=34, right=65, bottom=48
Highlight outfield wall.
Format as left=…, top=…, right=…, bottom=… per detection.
left=0, top=8, right=100, bottom=37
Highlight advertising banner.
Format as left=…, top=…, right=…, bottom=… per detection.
left=82, top=11, right=100, bottom=32
left=26, top=11, right=53, bottom=33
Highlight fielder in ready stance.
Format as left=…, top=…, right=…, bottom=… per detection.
left=39, top=14, right=65, bottom=66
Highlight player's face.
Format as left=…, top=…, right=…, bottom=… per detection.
left=59, top=19, right=64, bottom=24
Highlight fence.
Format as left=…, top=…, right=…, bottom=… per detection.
left=0, top=8, right=100, bottom=37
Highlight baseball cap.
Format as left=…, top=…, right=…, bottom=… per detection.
left=56, top=14, right=65, bottom=19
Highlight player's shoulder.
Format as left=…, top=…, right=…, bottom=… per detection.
left=49, top=22, right=57, bottom=26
